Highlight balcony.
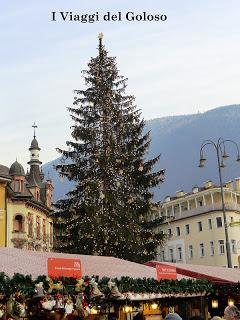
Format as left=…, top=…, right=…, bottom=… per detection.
left=11, top=231, right=28, bottom=249
left=157, top=257, right=177, bottom=263
left=166, top=203, right=240, bottom=221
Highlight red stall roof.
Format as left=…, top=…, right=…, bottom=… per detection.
left=145, top=261, right=240, bottom=284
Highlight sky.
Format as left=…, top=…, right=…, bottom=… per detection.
left=0, top=0, right=240, bottom=168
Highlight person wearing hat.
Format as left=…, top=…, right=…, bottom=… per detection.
left=165, top=313, right=183, bottom=320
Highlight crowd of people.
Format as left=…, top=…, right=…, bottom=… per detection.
left=164, top=305, right=240, bottom=320
left=1, top=301, right=239, bottom=319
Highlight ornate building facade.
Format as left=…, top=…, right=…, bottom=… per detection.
left=0, top=130, right=53, bottom=251
left=150, top=179, right=240, bottom=268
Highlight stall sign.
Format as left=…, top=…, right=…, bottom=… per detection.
left=156, top=264, right=177, bottom=280
left=48, top=258, right=82, bottom=278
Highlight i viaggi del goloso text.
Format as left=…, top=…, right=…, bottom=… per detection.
left=51, top=11, right=167, bottom=23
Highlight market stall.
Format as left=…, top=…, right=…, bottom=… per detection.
left=0, top=273, right=211, bottom=320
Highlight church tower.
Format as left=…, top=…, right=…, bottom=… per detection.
left=3, top=123, right=54, bottom=251
left=26, top=123, right=43, bottom=201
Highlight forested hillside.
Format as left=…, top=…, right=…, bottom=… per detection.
left=43, top=105, right=240, bottom=202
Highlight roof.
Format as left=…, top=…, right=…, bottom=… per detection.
left=9, top=160, right=25, bottom=176
left=0, top=164, right=10, bottom=179
left=145, top=261, right=240, bottom=284
left=0, top=248, right=188, bottom=280
left=26, top=166, right=43, bottom=188
left=7, top=184, right=32, bottom=199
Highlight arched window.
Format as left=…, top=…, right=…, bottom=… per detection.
left=13, top=215, right=24, bottom=232
left=15, top=180, right=20, bottom=192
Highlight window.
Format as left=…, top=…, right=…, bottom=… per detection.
left=173, top=206, right=178, bottom=214
left=176, top=226, right=180, bottom=236
left=161, top=250, right=165, bottom=261
left=188, top=245, right=193, bottom=259
left=167, top=210, right=171, bottom=218
left=28, top=213, right=33, bottom=237
left=198, top=221, right=203, bottom=232
left=43, top=219, right=46, bottom=240
left=185, top=224, right=190, bottom=234
left=210, top=241, right=214, bottom=256
left=15, top=180, right=24, bottom=193
left=13, top=215, right=24, bottom=232
left=199, top=243, right=205, bottom=257
left=15, top=180, right=21, bottom=192
left=50, top=222, right=53, bottom=244
left=177, top=247, right=182, bottom=261
left=198, top=200, right=203, bottom=207
left=208, top=219, right=212, bottom=230
left=230, top=217, right=234, bottom=223
left=181, top=204, right=187, bottom=212
left=231, top=240, right=237, bottom=254
left=216, top=217, right=223, bottom=228
left=36, top=216, right=41, bottom=239
left=168, top=228, right=172, bottom=235
left=218, top=240, right=225, bottom=255
left=18, top=180, right=22, bottom=192
left=169, top=248, right=174, bottom=262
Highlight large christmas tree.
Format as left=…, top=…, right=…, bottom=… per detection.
left=54, top=34, right=165, bottom=263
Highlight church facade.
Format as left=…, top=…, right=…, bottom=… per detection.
left=0, top=130, right=54, bottom=251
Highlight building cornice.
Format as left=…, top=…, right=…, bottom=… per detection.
left=0, top=176, right=12, bottom=183
left=161, top=187, right=238, bottom=207
left=26, top=199, right=53, bottom=216
left=158, top=213, right=231, bottom=227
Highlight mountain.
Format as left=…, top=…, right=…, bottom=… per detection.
left=42, top=104, right=240, bottom=202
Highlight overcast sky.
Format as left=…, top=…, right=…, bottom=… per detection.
left=1, top=0, right=240, bottom=168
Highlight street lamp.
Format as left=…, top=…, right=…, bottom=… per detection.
left=198, top=138, right=240, bottom=268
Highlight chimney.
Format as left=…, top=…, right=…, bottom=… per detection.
left=204, top=180, right=213, bottom=189
left=164, top=196, right=171, bottom=202
left=192, top=186, right=199, bottom=194
left=176, top=190, right=184, bottom=198
left=225, top=180, right=233, bottom=191
left=235, top=178, right=240, bottom=191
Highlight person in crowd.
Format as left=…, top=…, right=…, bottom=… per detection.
left=133, top=312, right=144, bottom=320
left=211, top=316, right=222, bottom=320
left=190, top=316, right=204, bottom=320
left=224, top=305, right=240, bottom=320
left=165, top=312, right=183, bottom=320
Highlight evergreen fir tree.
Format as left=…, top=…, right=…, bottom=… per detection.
left=54, top=34, right=165, bottom=263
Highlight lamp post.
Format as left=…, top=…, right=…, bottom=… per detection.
left=198, top=138, right=240, bottom=268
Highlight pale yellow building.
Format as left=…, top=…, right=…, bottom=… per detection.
left=0, top=166, right=12, bottom=246
left=151, top=179, right=240, bottom=268
left=0, top=132, right=54, bottom=251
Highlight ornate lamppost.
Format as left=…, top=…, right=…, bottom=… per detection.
left=199, top=138, right=240, bottom=268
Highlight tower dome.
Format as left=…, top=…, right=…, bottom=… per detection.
left=9, top=160, right=25, bottom=176
left=30, top=138, right=40, bottom=150
left=0, top=164, right=10, bottom=178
